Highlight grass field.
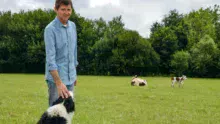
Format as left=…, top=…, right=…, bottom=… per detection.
left=0, top=74, right=220, bottom=124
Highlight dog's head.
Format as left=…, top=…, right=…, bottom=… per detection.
left=131, top=81, right=135, bottom=86
left=182, top=75, right=187, bottom=80
left=64, top=92, right=75, bottom=113
left=52, top=91, right=75, bottom=113
left=68, top=91, right=74, bottom=99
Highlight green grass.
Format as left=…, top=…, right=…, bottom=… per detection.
left=0, top=74, right=220, bottom=124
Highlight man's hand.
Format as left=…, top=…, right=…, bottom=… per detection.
left=55, top=81, right=70, bottom=98
left=50, top=70, right=70, bottom=98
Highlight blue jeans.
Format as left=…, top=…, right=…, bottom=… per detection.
left=46, top=80, right=74, bottom=106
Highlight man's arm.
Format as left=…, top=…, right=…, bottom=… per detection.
left=50, top=70, right=70, bottom=98
left=74, top=23, right=78, bottom=67
left=44, top=28, right=69, bottom=98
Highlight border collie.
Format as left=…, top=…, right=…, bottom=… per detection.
left=37, top=91, right=75, bottom=124
left=131, top=75, right=147, bottom=86
left=171, top=75, right=187, bottom=88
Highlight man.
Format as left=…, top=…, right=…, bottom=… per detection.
left=44, top=0, right=78, bottom=106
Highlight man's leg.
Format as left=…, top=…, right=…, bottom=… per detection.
left=47, top=80, right=59, bottom=106
left=47, top=80, right=74, bottom=106
left=66, top=82, right=74, bottom=91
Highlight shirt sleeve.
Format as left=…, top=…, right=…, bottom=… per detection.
left=75, top=40, right=78, bottom=67
left=74, top=24, right=78, bottom=67
left=44, top=27, right=58, bottom=71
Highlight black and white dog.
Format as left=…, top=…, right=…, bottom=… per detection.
left=171, top=75, right=187, bottom=88
left=131, top=75, right=148, bottom=86
left=37, top=91, right=75, bottom=124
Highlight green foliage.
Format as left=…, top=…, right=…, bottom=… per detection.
left=150, top=26, right=178, bottom=73
left=77, top=19, right=98, bottom=74
left=149, top=6, right=220, bottom=76
left=0, top=41, right=9, bottom=64
left=92, top=37, right=113, bottom=75
left=170, top=51, right=190, bottom=76
left=190, top=35, right=218, bottom=76
left=92, top=16, right=125, bottom=75
left=94, top=18, right=108, bottom=39
left=163, top=10, right=188, bottom=50
left=0, top=9, right=54, bottom=72
left=163, top=9, right=184, bottom=28
left=185, top=8, right=217, bottom=49
left=112, top=30, right=160, bottom=75
left=27, top=41, right=45, bottom=64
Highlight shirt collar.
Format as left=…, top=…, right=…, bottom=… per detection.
left=55, top=17, right=69, bottom=28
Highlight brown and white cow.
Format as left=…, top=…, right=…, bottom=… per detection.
left=171, top=75, right=187, bottom=88
left=131, top=75, right=147, bottom=86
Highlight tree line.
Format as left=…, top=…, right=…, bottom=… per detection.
left=0, top=5, right=220, bottom=77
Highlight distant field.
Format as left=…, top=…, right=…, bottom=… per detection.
left=0, top=74, right=220, bottom=124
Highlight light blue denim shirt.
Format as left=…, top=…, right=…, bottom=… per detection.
left=44, top=17, right=78, bottom=85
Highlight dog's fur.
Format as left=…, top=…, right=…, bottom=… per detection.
left=131, top=75, right=147, bottom=86
left=171, top=75, right=187, bottom=88
left=37, top=91, right=75, bottom=124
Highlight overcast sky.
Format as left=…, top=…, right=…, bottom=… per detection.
left=1, top=0, right=220, bottom=38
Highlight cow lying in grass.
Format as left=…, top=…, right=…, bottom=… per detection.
left=171, top=75, right=187, bottom=88
left=131, top=75, right=147, bottom=86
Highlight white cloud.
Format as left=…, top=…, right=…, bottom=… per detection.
left=89, top=0, right=120, bottom=7
left=17, top=0, right=45, bottom=10
left=0, top=0, right=51, bottom=12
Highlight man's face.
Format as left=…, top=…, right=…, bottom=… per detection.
left=55, top=4, right=72, bottom=24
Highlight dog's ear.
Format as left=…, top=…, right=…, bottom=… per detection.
left=64, top=97, right=75, bottom=113
left=52, top=96, right=64, bottom=106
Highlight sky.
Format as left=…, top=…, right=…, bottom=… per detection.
left=1, top=0, right=220, bottom=38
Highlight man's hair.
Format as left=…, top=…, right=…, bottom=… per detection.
left=55, top=0, right=73, bottom=10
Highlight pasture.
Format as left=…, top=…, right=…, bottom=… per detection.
left=0, top=74, right=220, bottom=124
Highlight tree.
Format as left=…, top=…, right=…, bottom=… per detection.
left=92, top=16, right=125, bottom=75
left=92, top=37, right=113, bottom=75
left=190, top=35, right=218, bottom=76
left=112, top=30, right=160, bottom=75
left=170, top=51, right=190, bottom=76
left=150, top=26, right=178, bottom=74
left=185, top=8, right=216, bottom=49
left=163, top=9, right=188, bottom=50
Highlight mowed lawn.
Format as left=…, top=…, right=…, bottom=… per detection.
left=0, top=74, right=220, bottom=124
